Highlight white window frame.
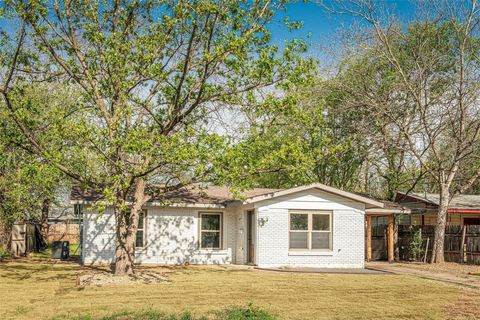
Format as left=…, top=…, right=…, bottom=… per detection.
left=199, top=212, right=223, bottom=250
left=135, top=210, right=147, bottom=249
left=288, top=210, right=332, bottom=251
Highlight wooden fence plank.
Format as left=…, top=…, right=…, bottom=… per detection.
left=389, top=225, right=480, bottom=265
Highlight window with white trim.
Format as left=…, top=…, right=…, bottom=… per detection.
left=135, top=210, right=147, bottom=248
left=289, top=211, right=332, bottom=250
left=199, top=212, right=222, bottom=249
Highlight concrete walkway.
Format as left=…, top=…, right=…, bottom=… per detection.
left=255, top=266, right=388, bottom=274
left=367, top=262, right=480, bottom=289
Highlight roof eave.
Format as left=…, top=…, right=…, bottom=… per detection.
left=366, top=208, right=411, bottom=214
left=70, top=200, right=226, bottom=209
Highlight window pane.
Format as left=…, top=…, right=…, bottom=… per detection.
left=136, top=230, right=144, bottom=247
left=290, top=214, right=308, bottom=230
left=312, top=214, right=329, bottom=231
left=201, top=214, right=220, bottom=230
left=201, top=232, right=220, bottom=248
left=289, top=232, right=308, bottom=249
left=137, top=212, right=144, bottom=229
left=312, top=232, right=330, bottom=249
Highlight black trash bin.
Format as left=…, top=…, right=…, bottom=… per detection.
left=51, top=241, right=70, bottom=260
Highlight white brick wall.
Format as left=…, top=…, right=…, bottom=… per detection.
left=82, top=206, right=236, bottom=265
left=82, top=208, right=116, bottom=264
left=255, top=190, right=365, bottom=268
left=82, top=189, right=367, bottom=268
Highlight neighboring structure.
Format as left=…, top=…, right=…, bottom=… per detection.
left=395, top=192, right=480, bottom=226
left=47, top=222, right=80, bottom=244
left=10, top=221, right=45, bottom=256
left=364, top=197, right=411, bottom=263
left=47, top=188, right=82, bottom=244
left=71, top=183, right=384, bottom=268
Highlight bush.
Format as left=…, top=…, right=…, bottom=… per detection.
left=105, top=310, right=203, bottom=320
left=71, top=310, right=203, bottom=320
left=67, top=304, right=276, bottom=320
left=215, top=304, right=277, bottom=320
left=408, top=226, right=425, bottom=261
left=0, top=245, right=10, bottom=260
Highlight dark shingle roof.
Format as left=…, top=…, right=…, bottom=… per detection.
left=407, top=192, right=480, bottom=210
left=70, top=185, right=280, bottom=206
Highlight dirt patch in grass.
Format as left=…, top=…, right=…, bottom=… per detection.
left=77, top=269, right=169, bottom=286
left=445, top=288, right=480, bottom=320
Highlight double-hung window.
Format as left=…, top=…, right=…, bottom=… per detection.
left=289, top=211, right=332, bottom=250
left=135, top=210, right=147, bottom=248
left=199, top=212, right=222, bottom=249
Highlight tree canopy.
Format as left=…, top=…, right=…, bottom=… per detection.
left=0, top=0, right=313, bottom=274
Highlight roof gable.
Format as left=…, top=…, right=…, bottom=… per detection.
left=243, top=183, right=384, bottom=209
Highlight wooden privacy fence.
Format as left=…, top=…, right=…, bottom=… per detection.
left=396, top=225, right=480, bottom=265
left=47, top=223, right=80, bottom=244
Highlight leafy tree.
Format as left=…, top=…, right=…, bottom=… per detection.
left=222, top=80, right=366, bottom=190
left=1, top=1, right=313, bottom=274
left=323, top=0, right=480, bottom=262
left=326, top=51, right=427, bottom=200
left=235, top=55, right=426, bottom=198
left=0, top=84, right=72, bottom=249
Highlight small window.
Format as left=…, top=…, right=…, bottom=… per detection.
left=136, top=211, right=146, bottom=248
left=200, top=212, right=222, bottom=249
left=289, top=211, right=332, bottom=251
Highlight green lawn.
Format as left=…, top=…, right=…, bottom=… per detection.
left=0, top=261, right=478, bottom=320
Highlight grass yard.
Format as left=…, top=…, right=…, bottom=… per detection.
left=0, top=261, right=479, bottom=320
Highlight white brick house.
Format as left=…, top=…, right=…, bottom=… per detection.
left=72, top=184, right=383, bottom=268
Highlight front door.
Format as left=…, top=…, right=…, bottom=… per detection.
left=247, top=210, right=255, bottom=264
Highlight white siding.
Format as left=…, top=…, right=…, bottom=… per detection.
left=82, top=207, right=236, bottom=265
left=254, top=189, right=365, bottom=268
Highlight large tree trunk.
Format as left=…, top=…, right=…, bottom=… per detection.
left=0, top=218, right=11, bottom=253
left=113, top=210, right=135, bottom=275
left=113, top=178, right=149, bottom=276
left=40, top=198, right=50, bottom=245
left=430, top=185, right=449, bottom=263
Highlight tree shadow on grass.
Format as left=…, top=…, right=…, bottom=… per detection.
left=0, top=260, right=79, bottom=282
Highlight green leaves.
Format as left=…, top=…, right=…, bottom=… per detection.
left=213, top=77, right=366, bottom=190
left=1, top=0, right=313, bottom=208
